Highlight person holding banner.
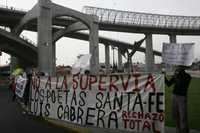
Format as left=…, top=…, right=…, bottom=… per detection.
left=9, top=68, right=24, bottom=102
left=9, top=76, right=16, bottom=102
left=23, top=70, right=32, bottom=106
left=164, top=66, right=191, bottom=133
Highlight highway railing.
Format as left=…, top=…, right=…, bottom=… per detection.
left=83, top=6, right=200, bottom=30
left=0, top=26, right=36, bottom=46
left=0, top=4, right=27, bottom=12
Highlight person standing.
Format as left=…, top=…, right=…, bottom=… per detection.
left=23, top=70, right=32, bottom=106
left=164, top=66, right=191, bottom=133
left=9, top=76, right=16, bottom=102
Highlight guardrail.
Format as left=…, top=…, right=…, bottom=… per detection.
left=83, top=6, right=200, bottom=30
left=0, top=4, right=27, bottom=12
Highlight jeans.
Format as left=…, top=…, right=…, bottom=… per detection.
left=172, top=94, right=189, bottom=133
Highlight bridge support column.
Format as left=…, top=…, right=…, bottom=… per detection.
left=118, top=49, right=123, bottom=71
left=52, top=43, right=56, bottom=75
left=169, top=34, right=177, bottom=43
left=105, top=45, right=110, bottom=73
left=89, top=22, right=99, bottom=74
left=37, top=0, right=54, bottom=76
left=145, top=33, right=154, bottom=72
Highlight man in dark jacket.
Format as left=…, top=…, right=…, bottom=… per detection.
left=165, top=66, right=191, bottom=133
left=23, top=72, right=32, bottom=106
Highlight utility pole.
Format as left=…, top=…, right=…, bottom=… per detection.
left=112, top=47, right=115, bottom=66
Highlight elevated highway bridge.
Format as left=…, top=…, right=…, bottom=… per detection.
left=0, top=5, right=161, bottom=71
left=83, top=6, right=200, bottom=35
left=0, top=0, right=199, bottom=75
left=0, top=5, right=200, bottom=35
left=0, top=25, right=161, bottom=67
left=0, top=27, right=37, bottom=66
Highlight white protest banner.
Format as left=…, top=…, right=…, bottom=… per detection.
left=30, top=74, right=165, bottom=133
left=72, top=54, right=91, bottom=74
left=15, top=76, right=27, bottom=98
left=162, top=43, right=194, bottom=66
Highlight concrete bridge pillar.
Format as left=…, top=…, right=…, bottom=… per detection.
left=105, top=44, right=110, bottom=73
left=118, top=49, right=123, bottom=71
left=169, top=34, right=177, bottom=43
left=52, top=43, right=56, bottom=75
left=145, top=33, right=154, bottom=72
left=89, top=21, right=99, bottom=74
left=37, top=0, right=54, bottom=76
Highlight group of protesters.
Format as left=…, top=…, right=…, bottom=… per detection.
left=164, top=65, right=191, bottom=133
left=7, top=65, right=191, bottom=133
left=8, top=68, right=32, bottom=109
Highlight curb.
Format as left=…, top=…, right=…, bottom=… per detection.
left=19, top=102, right=200, bottom=133
left=18, top=102, right=91, bottom=133
left=44, top=118, right=91, bottom=133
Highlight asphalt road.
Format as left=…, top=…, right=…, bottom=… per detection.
left=0, top=87, right=68, bottom=133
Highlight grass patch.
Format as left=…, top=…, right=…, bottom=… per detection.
left=165, top=77, right=200, bottom=130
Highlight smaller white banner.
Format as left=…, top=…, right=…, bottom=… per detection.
left=72, top=54, right=91, bottom=74
left=162, top=43, right=194, bottom=66
left=15, top=75, right=27, bottom=98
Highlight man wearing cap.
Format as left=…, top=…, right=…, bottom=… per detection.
left=164, top=66, right=191, bottom=133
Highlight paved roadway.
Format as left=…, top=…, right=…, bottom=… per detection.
left=0, top=87, right=68, bottom=133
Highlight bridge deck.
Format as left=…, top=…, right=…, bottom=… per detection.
left=0, top=6, right=200, bottom=35
left=83, top=6, right=200, bottom=30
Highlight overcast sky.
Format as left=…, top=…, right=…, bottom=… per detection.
left=0, top=0, right=200, bottom=66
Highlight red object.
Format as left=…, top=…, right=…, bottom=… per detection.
left=11, top=82, right=16, bottom=92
